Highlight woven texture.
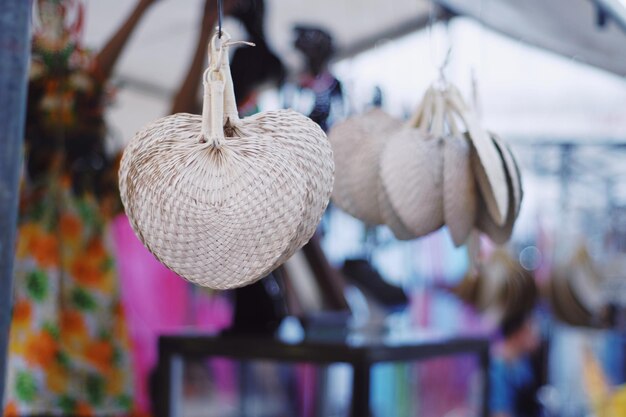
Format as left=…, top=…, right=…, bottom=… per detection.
left=443, top=134, right=476, bottom=246
left=381, top=127, right=445, bottom=237
left=475, top=133, right=520, bottom=244
left=329, top=109, right=399, bottom=226
left=119, top=33, right=333, bottom=289
left=446, top=87, right=509, bottom=226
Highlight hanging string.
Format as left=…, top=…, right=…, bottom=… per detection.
left=428, top=0, right=452, bottom=88
left=217, top=0, right=223, bottom=38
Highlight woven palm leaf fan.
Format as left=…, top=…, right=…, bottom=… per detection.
left=442, top=105, right=477, bottom=247
left=380, top=88, right=445, bottom=238
left=329, top=109, right=400, bottom=226
left=445, top=86, right=509, bottom=226
left=475, top=133, right=523, bottom=244
left=119, top=32, right=334, bottom=289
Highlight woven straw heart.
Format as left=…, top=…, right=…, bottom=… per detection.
left=380, top=126, right=445, bottom=237
left=119, top=33, right=333, bottom=289
left=380, top=89, right=445, bottom=238
left=329, top=109, right=398, bottom=226
left=443, top=134, right=477, bottom=247
left=217, top=56, right=334, bottom=269
left=378, top=185, right=416, bottom=240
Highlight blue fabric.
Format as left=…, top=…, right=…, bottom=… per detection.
left=0, top=0, right=31, bottom=405
left=490, top=356, right=535, bottom=416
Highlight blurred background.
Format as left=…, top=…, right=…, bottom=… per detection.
left=2, top=0, right=626, bottom=416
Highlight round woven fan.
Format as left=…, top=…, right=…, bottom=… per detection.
left=119, top=33, right=334, bottom=289
left=380, top=89, right=445, bottom=238
left=443, top=133, right=476, bottom=247
left=329, top=109, right=399, bottom=226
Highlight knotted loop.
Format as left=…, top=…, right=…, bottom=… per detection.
left=200, top=30, right=256, bottom=145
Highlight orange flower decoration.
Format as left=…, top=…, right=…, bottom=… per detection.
left=60, top=310, right=88, bottom=353
left=29, top=232, right=59, bottom=268
left=46, top=363, right=69, bottom=394
left=24, top=331, right=58, bottom=368
left=3, top=401, right=19, bottom=417
left=85, top=238, right=106, bottom=262
left=75, top=401, right=94, bottom=417
left=106, top=368, right=126, bottom=396
left=12, top=299, right=32, bottom=329
left=84, top=341, right=114, bottom=373
left=16, top=223, right=43, bottom=259
left=59, top=213, right=82, bottom=241
left=61, top=310, right=87, bottom=337
left=71, top=257, right=105, bottom=288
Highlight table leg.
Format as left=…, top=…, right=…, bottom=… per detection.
left=155, top=349, right=171, bottom=417
left=351, top=362, right=371, bottom=417
left=480, top=346, right=491, bottom=417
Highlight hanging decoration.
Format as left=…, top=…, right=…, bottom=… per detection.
left=329, top=81, right=523, bottom=246
left=119, top=30, right=334, bottom=289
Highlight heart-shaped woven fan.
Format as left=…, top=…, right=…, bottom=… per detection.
left=119, top=33, right=334, bottom=289
left=381, top=127, right=445, bottom=237
left=329, top=109, right=399, bottom=226
left=443, top=133, right=477, bottom=246
left=380, top=89, right=445, bottom=238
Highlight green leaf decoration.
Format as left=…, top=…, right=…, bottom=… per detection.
left=112, top=347, right=122, bottom=367
left=58, top=395, right=77, bottom=414
left=101, top=257, right=114, bottom=272
left=26, top=270, right=49, bottom=302
left=71, top=287, right=97, bottom=311
left=15, top=371, right=37, bottom=403
left=76, top=199, right=95, bottom=225
left=86, top=374, right=105, bottom=406
left=43, top=321, right=60, bottom=340
left=56, top=350, right=71, bottom=369
left=116, top=394, right=133, bottom=410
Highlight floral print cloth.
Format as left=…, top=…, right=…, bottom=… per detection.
left=3, top=177, right=134, bottom=416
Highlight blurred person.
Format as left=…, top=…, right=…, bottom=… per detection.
left=291, top=25, right=344, bottom=132
left=3, top=0, right=162, bottom=415
left=491, top=310, right=543, bottom=417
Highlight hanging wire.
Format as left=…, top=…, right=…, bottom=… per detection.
left=428, top=0, right=452, bottom=87
left=217, top=0, right=223, bottom=38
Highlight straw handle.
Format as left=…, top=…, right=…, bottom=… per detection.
left=210, top=30, right=254, bottom=126
left=201, top=70, right=225, bottom=147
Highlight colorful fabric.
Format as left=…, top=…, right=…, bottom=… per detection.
left=111, top=215, right=233, bottom=413
left=3, top=177, right=134, bottom=416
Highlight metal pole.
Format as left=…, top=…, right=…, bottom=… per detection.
left=0, top=0, right=31, bottom=405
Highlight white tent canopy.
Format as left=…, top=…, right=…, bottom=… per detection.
left=76, top=0, right=626, bottom=144
left=437, top=0, right=626, bottom=77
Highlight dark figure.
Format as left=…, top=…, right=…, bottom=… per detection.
left=491, top=311, right=543, bottom=417
left=293, top=25, right=343, bottom=132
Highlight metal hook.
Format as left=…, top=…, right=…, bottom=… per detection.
left=438, top=46, right=452, bottom=88
left=217, top=0, right=223, bottom=38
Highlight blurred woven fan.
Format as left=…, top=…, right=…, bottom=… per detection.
left=329, top=83, right=522, bottom=246
left=445, top=249, right=538, bottom=323
left=546, top=243, right=608, bottom=328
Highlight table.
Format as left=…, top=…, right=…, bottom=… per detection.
left=155, top=331, right=490, bottom=417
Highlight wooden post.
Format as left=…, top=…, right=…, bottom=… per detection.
left=0, top=0, right=31, bottom=405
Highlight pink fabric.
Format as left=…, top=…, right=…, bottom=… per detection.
left=111, top=215, right=233, bottom=413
